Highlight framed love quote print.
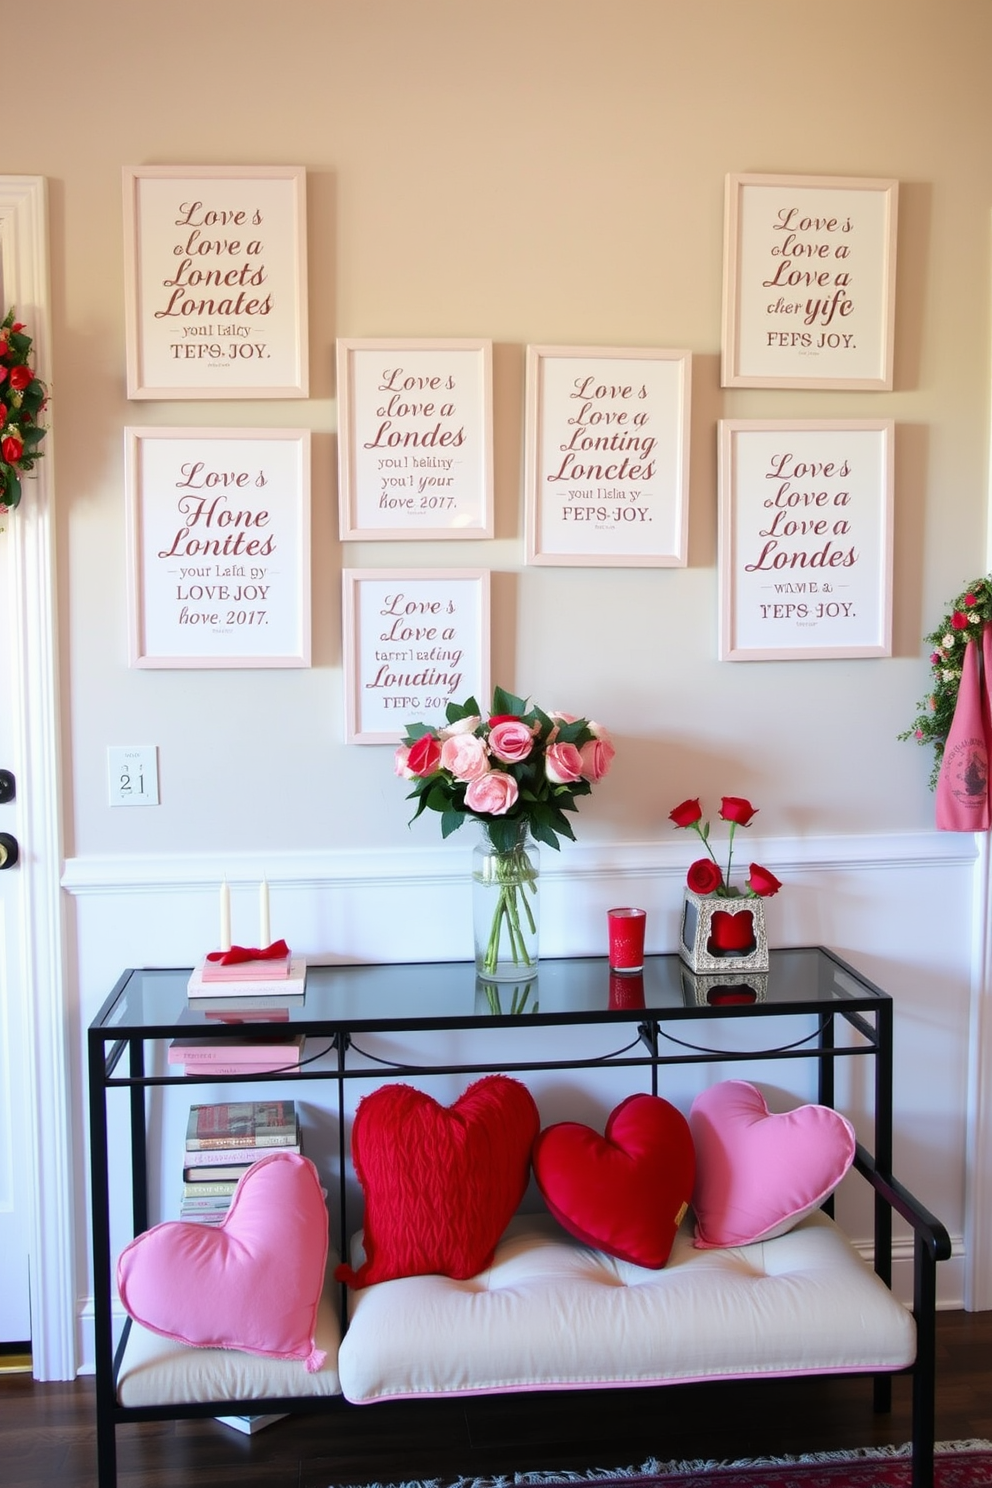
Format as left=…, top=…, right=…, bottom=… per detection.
left=718, top=419, right=894, bottom=661
left=722, top=173, right=898, bottom=390
left=125, top=427, right=311, bottom=668
left=524, top=346, right=691, bottom=567
left=342, top=569, right=490, bottom=743
left=337, top=338, right=494, bottom=540
left=123, top=165, right=309, bottom=399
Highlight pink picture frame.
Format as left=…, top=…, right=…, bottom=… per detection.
left=125, top=427, right=311, bottom=668
left=718, top=419, right=894, bottom=661
left=123, top=165, right=309, bottom=400
left=342, top=568, right=491, bottom=743
left=524, top=345, right=691, bottom=567
left=722, top=173, right=898, bottom=390
left=336, top=338, right=494, bottom=540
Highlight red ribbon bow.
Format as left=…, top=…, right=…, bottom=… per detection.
left=206, top=938, right=290, bottom=966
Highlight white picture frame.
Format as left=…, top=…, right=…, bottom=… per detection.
left=524, top=345, right=691, bottom=566
left=123, top=165, right=308, bottom=399
left=337, top=338, right=494, bottom=540
left=342, top=568, right=491, bottom=743
left=718, top=419, right=894, bottom=661
left=722, top=173, right=898, bottom=390
left=125, top=427, right=311, bottom=668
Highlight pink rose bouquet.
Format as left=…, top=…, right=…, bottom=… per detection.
left=397, top=684, right=614, bottom=853
left=396, top=686, right=615, bottom=978
left=668, top=795, right=782, bottom=900
left=0, top=309, right=48, bottom=513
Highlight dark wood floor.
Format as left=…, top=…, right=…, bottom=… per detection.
left=2, top=1311, right=991, bottom=1488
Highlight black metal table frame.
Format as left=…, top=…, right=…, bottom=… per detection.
left=86, top=948, right=951, bottom=1488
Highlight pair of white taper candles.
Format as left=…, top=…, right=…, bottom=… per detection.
left=218, top=879, right=270, bottom=951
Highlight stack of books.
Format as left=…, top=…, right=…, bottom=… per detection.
left=186, top=947, right=307, bottom=1001
left=168, top=1032, right=306, bottom=1076
left=180, top=1100, right=302, bottom=1225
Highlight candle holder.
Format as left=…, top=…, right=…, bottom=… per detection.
left=678, top=889, right=768, bottom=974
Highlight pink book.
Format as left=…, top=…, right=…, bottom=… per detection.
left=168, top=1035, right=304, bottom=1066
left=200, top=955, right=292, bottom=983
left=178, top=1059, right=301, bottom=1076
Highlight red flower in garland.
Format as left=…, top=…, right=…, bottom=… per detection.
left=0, top=307, right=48, bottom=512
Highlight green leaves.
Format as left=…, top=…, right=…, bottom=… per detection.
left=900, top=576, right=992, bottom=789
left=491, top=685, right=527, bottom=717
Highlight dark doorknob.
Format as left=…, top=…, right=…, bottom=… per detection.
left=0, top=833, right=18, bottom=869
left=0, top=770, right=14, bottom=804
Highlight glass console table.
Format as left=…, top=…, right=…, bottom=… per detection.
left=87, top=948, right=948, bottom=1488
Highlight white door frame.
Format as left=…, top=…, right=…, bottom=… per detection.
left=0, top=176, right=75, bottom=1378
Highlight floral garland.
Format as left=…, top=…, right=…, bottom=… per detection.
left=899, top=574, right=992, bottom=789
left=0, top=308, right=48, bottom=512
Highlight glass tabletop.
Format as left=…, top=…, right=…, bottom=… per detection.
left=92, top=947, right=887, bottom=1038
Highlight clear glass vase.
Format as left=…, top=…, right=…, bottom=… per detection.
left=473, top=821, right=540, bottom=982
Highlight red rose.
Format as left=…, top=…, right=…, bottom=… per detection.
left=720, top=796, right=757, bottom=827
left=0, top=405, right=7, bottom=426
left=2, top=435, right=23, bottom=464
left=747, top=863, right=782, bottom=897
left=0, top=340, right=8, bottom=358
left=406, top=733, right=442, bottom=777
left=8, top=366, right=32, bottom=391
left=487, top=714, right=520, bottom=726
left=669, top=798, right=702, bottom=828
left=686, top=858, right=723, bottom=895
left=965, top=593, right=978, bottom=607
left=951, top=611, right=969, bottom=630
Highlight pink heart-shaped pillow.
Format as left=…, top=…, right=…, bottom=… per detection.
left=335, top=1075, right=540, bottom=1288
left=533, top=1093, right=695, bottom=1268
left=689, top=1079, right=856, bottom=1249
left=117, top=1151, right=329, bottom=1369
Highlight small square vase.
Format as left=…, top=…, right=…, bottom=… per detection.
left=678, top=889, right=769, bottom=974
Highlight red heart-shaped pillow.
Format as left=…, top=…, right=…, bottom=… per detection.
left=117, top=1152, right=329, bottom=1368
left=336, top=1075, right=540, bottom=1288
left=533, top=1093, right=695, bottom=1268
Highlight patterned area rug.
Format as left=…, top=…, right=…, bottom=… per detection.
left=336, top=1442, right=992, bottom=1488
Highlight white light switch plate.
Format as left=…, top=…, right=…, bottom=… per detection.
left=108, top=746, right=159, bottom=806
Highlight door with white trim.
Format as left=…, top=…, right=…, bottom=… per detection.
left=0, top=176, right=73, bottom=1375
left=0, top=500, right=31, bottom=1341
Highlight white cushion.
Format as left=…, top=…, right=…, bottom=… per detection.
left=338, top=1211, right=915, bottom=1402
left=117, top=1264, right=342, bottom=1407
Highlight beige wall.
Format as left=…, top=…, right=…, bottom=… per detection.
left=13, top=0, right=992, bottom=857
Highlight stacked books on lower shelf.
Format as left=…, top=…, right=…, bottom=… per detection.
left=180, top=1099, right=302, bottom=1225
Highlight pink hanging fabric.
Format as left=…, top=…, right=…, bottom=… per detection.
left=935, top=634, right=991, bottom=831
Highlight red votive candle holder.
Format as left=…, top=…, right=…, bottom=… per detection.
left=608, top=907, right=646, bottom=972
